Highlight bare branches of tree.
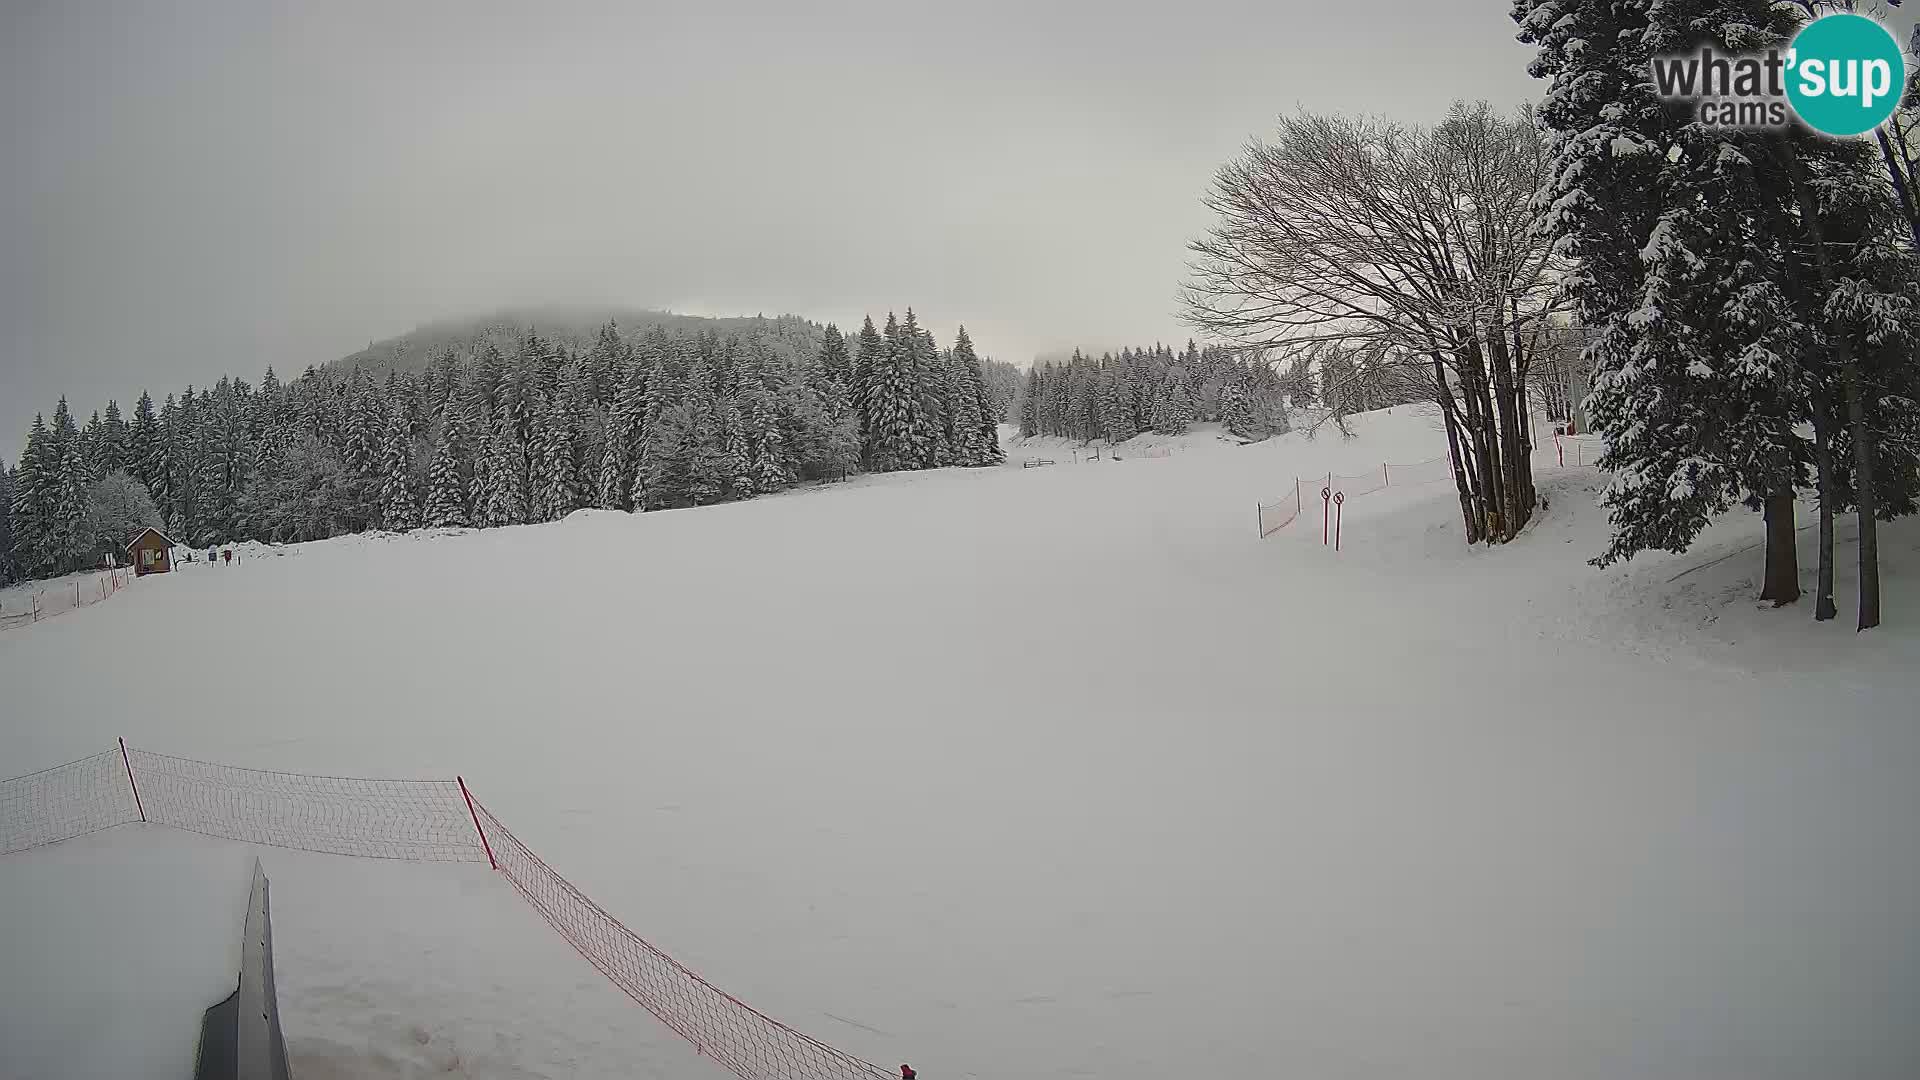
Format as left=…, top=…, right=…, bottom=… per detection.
left=1184, top=101, right=1568, bottom=543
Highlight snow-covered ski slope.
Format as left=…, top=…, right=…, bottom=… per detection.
left=3, top=407, right=1917, bottom=1080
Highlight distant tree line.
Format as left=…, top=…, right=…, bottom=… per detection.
left=1016, top=343, right=1290, bottom=443
left=2, top=312, right=1003, bottom=584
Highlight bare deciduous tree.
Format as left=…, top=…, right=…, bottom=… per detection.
left=1527, top=325, right=1596, bottom=433
left=1184, top=102, right=1568, bottom=543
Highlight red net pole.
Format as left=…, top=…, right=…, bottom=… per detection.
left=459, top=776, right=497, bottom=870
left=119, top=738, right=146, bottom=823
left=1383, top=462, right=1389, bottom=487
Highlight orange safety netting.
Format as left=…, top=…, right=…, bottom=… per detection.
left=1, top=744, right=893, bottom=1080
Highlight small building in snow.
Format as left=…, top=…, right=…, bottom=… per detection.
left=127, top=527, right=176, bottom=576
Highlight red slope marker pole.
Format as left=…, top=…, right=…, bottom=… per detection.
left=1334, top=492, right=1346, bottom=552
left=1383, top=462, right=1389, bottom=488
left=1321, top=487, right=1332, bottom=545
left=458, top=776, right=498, bottom=870
left=119, top=738, right=146, bottom=823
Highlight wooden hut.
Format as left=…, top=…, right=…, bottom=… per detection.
left=127, top=527, right=176, bottom=576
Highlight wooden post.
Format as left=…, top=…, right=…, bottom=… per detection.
left=119, top=738, right=147, bottom=822
left=458, top=776, right=498, bottom=870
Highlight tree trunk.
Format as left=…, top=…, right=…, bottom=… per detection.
left=1759, top=490, right=1800, bottom=606
left=1785, top=142, right=1881, bottom=631
left=1432, top=353, right=1480, bottom=543
left=1812, top=394, right=1838, bottom=622
left=1489, top=319, right=1536, bottom=538
left=1457, top=339, right=1503, bottom=542
left=1841, top=346, right=1881, bottom=630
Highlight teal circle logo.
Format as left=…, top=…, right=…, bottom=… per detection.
left=1786, top=14, right=1905, bottom=137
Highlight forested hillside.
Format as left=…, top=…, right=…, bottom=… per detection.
left=330, top=307, right=827, bottom=379
left=2, top=310, right=1003, bottom=581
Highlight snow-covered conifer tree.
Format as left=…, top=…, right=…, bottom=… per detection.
left=379, top=399, right=419, bottom=531
left=423, top=429, right=468, bottom=529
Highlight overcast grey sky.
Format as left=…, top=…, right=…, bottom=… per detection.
left=1, top=0, right=1543, bottom=452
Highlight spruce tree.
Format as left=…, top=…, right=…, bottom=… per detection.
left=1019, top=366, right=1041, bottom=437
left=343, top=370, right=378, bottom=477
left=900, top=312, right=947, bottom=468
left=100, top=400, right=128, bottom=476
left=532, top=389, right=584, bottom=521
left=585, top=320, right=625, bottom=408
left=481, top=413, right=528, bottom=527
left=674, top=361, right=728, bottom=506
left=469, top=423, right=494, bottom=524
left=47, top=399, right=88, bottom=571
left=1220, top=372, right=1257, bottom=440
left=816, top=323, right=851, bottom=389
left=719, top=392, right=755, bottom=501
left=380, top=399, right=419, bottom=531
left=1519, top=0, right=1818, bottom=603
left=81, top=411, right=105, bottom=483
left=0, top=465, right=16, bottom=585
left=852, top=315, right=884, bottom=454
left=641, top=403, right=697, bottom=509
left=943, top=350, right=978, bottom=464
left=864, top=313, right=926, bottom=472
left=170, top=387, right=205, bottom=541
left=423, top=430, right=470, bottom=528
left=128, top=391, right=161, bottom=495
left=746, top=384, right=789, bottom=493
left=1149, top=376, right=1186, bottom=435
left=598, top=357, right=648, bottom=510
left=197, top=378, right=248, bottom=543
left=10, top=415, right=52, bottom=577
left=957, top=328, right=1002, bottom=463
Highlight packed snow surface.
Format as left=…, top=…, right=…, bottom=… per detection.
left=3, top=408, right=1917, bottom=1080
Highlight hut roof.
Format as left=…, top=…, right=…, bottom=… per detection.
left=126, top=527, right=178, bottom=552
